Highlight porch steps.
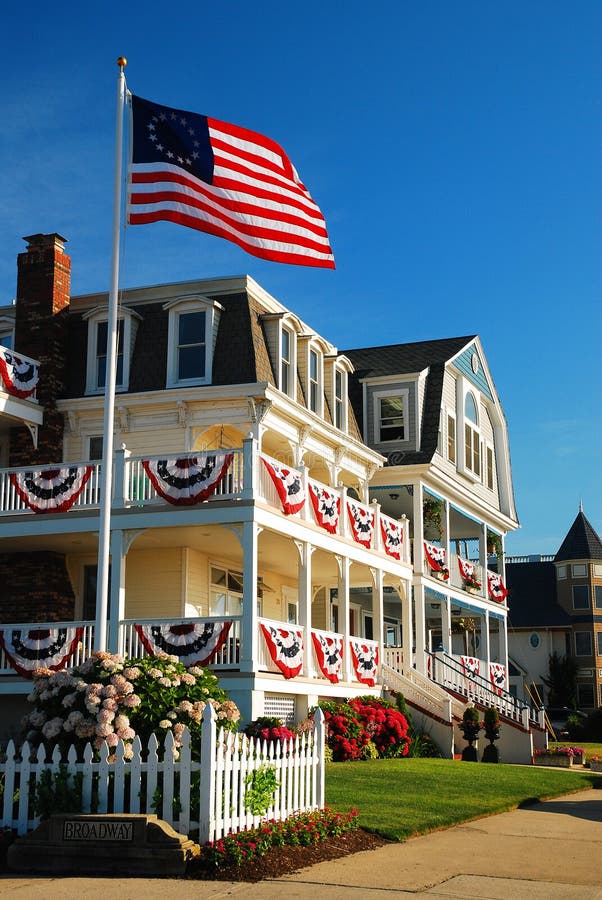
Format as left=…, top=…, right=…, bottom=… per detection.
left=382, top=663, right=465, bottom=725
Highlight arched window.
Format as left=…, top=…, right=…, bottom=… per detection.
left=464, top=392, right=480, bottom=476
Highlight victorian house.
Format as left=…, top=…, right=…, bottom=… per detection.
left=0, top=233, right=413, bottom=736
left=0, top=233, right=541, bottom=761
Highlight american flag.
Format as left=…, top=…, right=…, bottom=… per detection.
left=127, top=94, right=335, bottom=269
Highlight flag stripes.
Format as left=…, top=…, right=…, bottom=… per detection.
left=128, top=95, right=334, bottom=268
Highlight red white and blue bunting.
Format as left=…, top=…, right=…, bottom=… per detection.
left=9, top=466, right=93, bottom=514
left=308, top=483, right=340, bottom=534
left=142, top=453, right=233, bottom=506
left=487, top=572, right=508, bottom=603
left=260, top=623, right=304, bottom=679
left=346, top=500, right=374, bottom=548
left=0, top=626, right=84, bottom=677
left=261, top=457, right=305, bottom=515
left=380, top=518, right=403, bottom=559
left=311, top=631, right=343, bottom=683
left=424, top=542, right=449, bottom=579
left=0, top=348, right=39, bottom=399
left=489, top=662, right=506, bottom=695
left=461, top=655, right=480, bottom=680
left=457, top=557, right=481, bottom=590
left=349, top=639, right=379, bottom=686
left=134, top=621, right=232, bottom=666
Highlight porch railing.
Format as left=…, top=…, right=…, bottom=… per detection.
left=0, top=620, right=95, bottom=676
left=119, top=616, right=242, bottom=668
left=0, top=462, right=102, bottom=516
left=428, top=650, right=534, bottom=726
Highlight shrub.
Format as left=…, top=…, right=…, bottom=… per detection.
left=316, top=697, right=411, bottom=761
left=243, top=717, right=297, bottom=745
left=200, top=806, right=359, bottom=870
left=22, top=652, right=240, bottom=760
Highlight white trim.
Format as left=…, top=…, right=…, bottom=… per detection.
left=373, top=387, right=410, bottom=445
left=84, top=306, right=141, bottom=395
left=164, top=295, right=219, bottom=389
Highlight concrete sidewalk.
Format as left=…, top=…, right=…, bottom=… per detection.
left=1, top=788, right=601, bottom=899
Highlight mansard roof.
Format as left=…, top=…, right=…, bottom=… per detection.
left=64, top=279, right=363, bottom=441
left=554, top=510, right=602, bottom=562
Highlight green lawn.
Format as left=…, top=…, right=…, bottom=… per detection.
left=325, top=758, right=602, bottom=841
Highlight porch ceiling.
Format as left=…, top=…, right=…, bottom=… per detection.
left=0, top=523, right=376, bottom=588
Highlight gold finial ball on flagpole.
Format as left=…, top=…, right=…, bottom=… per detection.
left=117, top=56, right=127, bottom=68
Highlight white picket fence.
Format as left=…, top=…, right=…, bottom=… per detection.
left=0, top=704, right=325, bottom=844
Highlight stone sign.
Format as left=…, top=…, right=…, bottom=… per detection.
left=8, top=813, right=199, bottom=876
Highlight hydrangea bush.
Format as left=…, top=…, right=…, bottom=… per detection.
left=22, top=651, right=240, bottom=759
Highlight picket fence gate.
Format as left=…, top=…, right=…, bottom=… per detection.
left=0, top=704, right=325, bottom=844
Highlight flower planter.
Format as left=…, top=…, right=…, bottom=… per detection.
left=464, top=584, right=481, bottom=595
left=533, top=753, right=573, bottom=768
left=431, top=569, right=449, bottom=581
left=589, top=759, right=602, bottom=773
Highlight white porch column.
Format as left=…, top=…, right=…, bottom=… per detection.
left=108, top=529, right=126, bottom=654
left=400, top=578, right=413, bottom=672
left=336, top=555, right=352, bottom=682
left=370, top=567, right=385, bottom=663
left=482, top=609, right=491, bottom=676
left=297, top=540, right=314, bottom=677
left=242, top=435, right=258, bottom=501
left=441, top=596, right=452, bottom=654
left=413, top=482, right=425, bottom=575
left=414, top=581, right=427, bottom=674
left=240, top=520, right=260, bottom=673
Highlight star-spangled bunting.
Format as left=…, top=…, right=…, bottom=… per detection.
left=349, top=639, right=379, bottom=686
left=424, top=542, right=449, bottom=579
left=380, top=517, right=403, bottom=559
left=311, top=631, right=343, bottom=683
left=9, top=466, right=94, bottom=514
left=308, top=482, right=340, bottom=534
left=0, top=348, right=39, bottom=398
left=461, top=655, right=480, bottom=680
left=128, top=94, right=335, bottom=269
left=346, top=499, right=374, bottom=548
left=489, top=662, right=506, bottom=695
left=134, top=621, right=232, bottom=666
left=260, top=457, right=305, bottom=515
left=457, top=556, right=481, bottom=589
left=260, top=623, right=304, bottom=679
left=142, top=453, right=233, bottom=505
left=0, top=626, right=84, bottom=677
left=487, top=572, right=508, bottom=603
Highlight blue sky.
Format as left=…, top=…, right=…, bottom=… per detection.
left=0, top=1, right=600, bottom=555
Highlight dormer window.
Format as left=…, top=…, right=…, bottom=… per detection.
left=281, top=326, right=293, bottom=395
left=374, top=388, right=409, bottom=443
left=164, top=295, right=222, bottom=388
left=334, top=368, right=345, bottom=430
left=85, top=307, right=140, bottom=394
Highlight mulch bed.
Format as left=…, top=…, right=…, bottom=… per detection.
left=184, top=828, right=390, bottom=882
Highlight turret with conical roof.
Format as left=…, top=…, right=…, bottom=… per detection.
left=554, top=509, right=602, bottom=562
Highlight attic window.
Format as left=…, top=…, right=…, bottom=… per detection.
left=374, top=388, right=408, bottom=443
left=463, top=391, right=481, bottom=477
left=164, top=296, right=222, bottom=388
left=84, top=307, right=140, bottom=394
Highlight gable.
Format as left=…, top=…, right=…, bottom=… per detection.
left=453, top=345, right=493, bottom=401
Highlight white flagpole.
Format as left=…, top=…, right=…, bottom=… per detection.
left=95, top=57, right=127, bottom=651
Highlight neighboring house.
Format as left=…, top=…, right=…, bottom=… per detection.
left=0, top=233, right=537, bottom=760
left=506, top=508, right=602, bottom=711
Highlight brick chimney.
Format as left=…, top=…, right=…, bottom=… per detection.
left=10, top=233, right=71, bottom=465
